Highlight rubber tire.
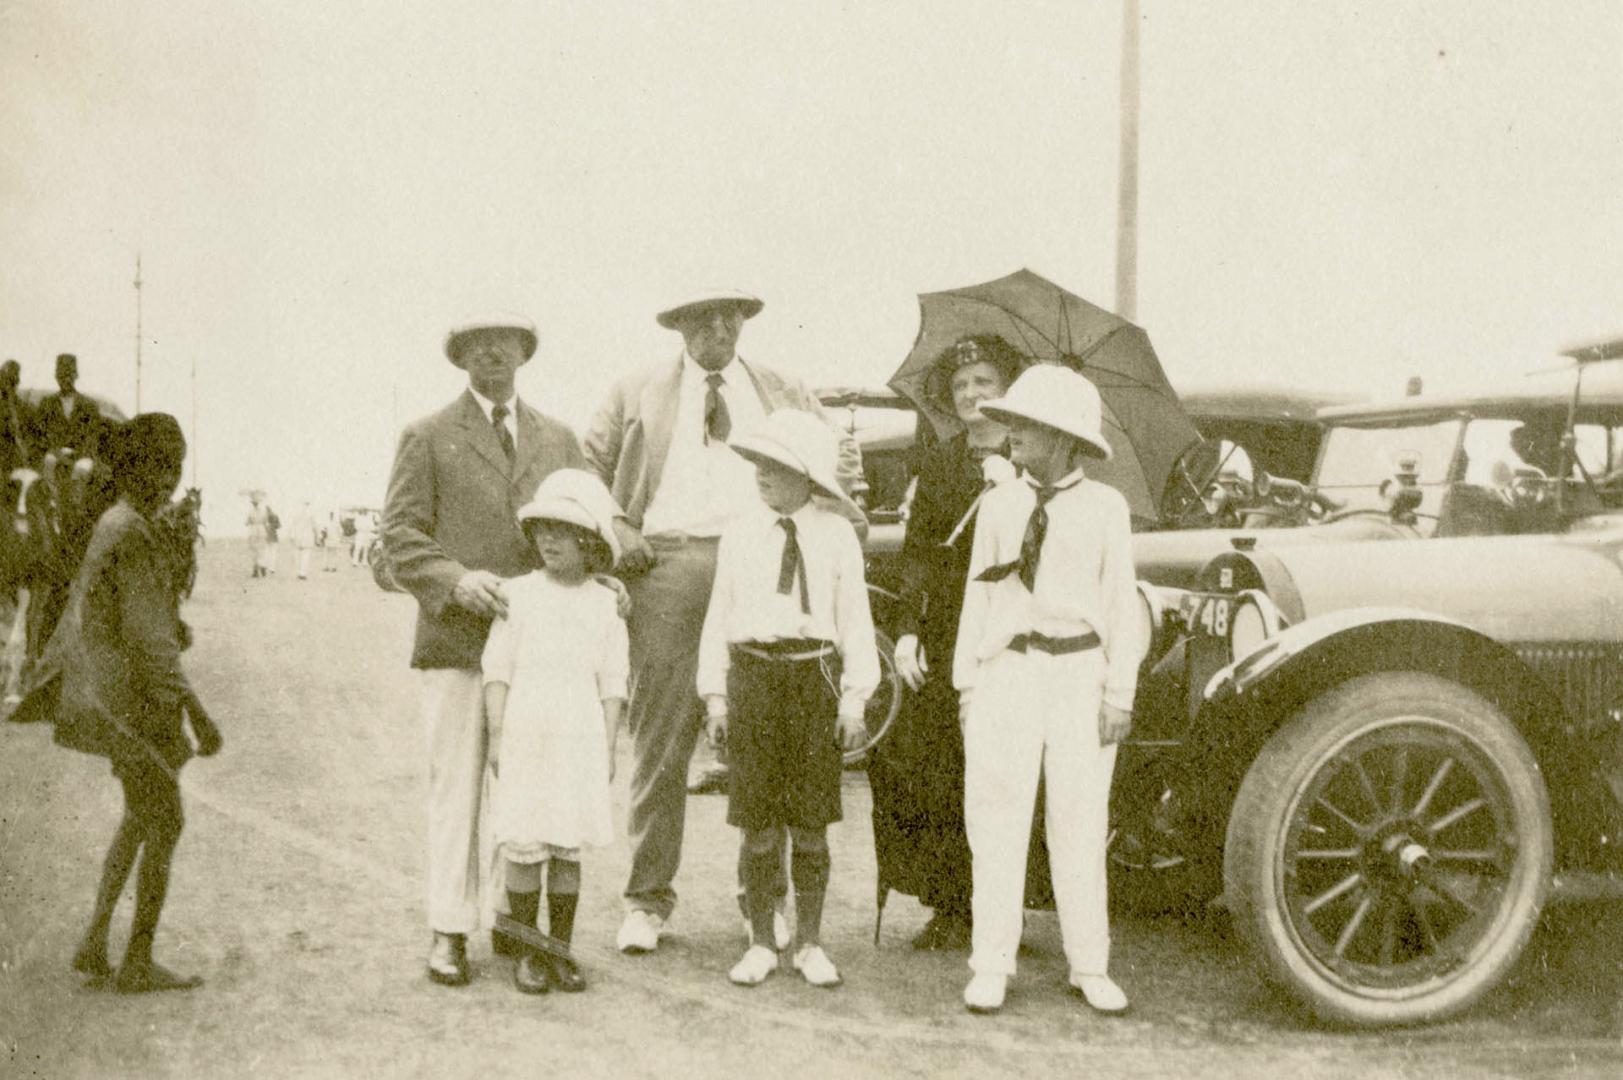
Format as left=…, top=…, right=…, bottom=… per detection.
left=1224, top=672, right=1552, bottom=1027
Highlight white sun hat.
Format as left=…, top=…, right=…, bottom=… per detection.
left=728, top=408, right=858, bottom=515
left=515, top=468, right=624, bottom=563
left=655, top=290, right=764, bottom=330
left=443, top=313, right=538, bottom=366
left=977, top=363, right=1112, bottom=460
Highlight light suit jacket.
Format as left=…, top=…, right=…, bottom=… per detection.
left=582, top=354, right=862, bottom=530
left=383, top=389, right=584, bottom=669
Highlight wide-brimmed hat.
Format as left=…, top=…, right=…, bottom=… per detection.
left=443, top=314, right=538, bottom=367
left=978, top=363, right=1112, bottom=460
left=729, top=408, right=858, bottom=514
left=515, top=468, right=624, bottom=563
left=655, top=290, right=764, bottom=330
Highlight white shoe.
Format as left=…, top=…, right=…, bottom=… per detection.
left=616, top=910, right=664, bottom=954
left=790, top=945, right=841, bottom=988
left=1069, top=972, right=1129, bottom=1014
left=728, top=945, right=778, bottom=986
left=963, top=973, right=1007, bottom=1013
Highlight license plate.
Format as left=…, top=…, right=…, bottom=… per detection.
left=1179, top=593, right=1232, bottom=639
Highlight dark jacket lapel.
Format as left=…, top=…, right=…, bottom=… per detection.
left=457, top=390, right=512, bottom=478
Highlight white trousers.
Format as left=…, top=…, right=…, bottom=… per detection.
left=964, top=647, right=1117, bottom=977
left=420, top=668, right=486, bottom=934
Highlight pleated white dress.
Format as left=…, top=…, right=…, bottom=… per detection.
left=482, top=573, right=628, bottom=859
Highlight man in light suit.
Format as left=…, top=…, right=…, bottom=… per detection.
left=584, top=290, right=862, bottom=953
left=383, top=314, right=585, bottom=986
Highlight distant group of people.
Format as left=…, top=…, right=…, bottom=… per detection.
left=377, top=291, right=1145, bottom=1016
left=242, top=496, right=374, bottom=579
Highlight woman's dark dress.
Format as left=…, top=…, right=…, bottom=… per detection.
left=868, top=433, right=985, bottom=914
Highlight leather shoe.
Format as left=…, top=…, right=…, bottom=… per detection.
left=514, top=952, right=552, bottom=994
left=114, top=960, right=203, bottom=994
left=71, top=940, right=113, bottom=981
left=1069, top=972, right=1129, bottom=1014
left=910, top=910, right=971, bottom=951
left=963, top=973, right=1007, bottom=1013
left=543, top=953, right=586, bottom=993
left=426, top=932, right=470, bottom=987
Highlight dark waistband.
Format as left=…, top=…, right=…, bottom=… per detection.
left=1008, top=630, right=1100, bottom=656
left=732, top=638, right=836, bottom=662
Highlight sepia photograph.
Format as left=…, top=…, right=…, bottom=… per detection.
left=2, top=2, right=1620, bottom=1077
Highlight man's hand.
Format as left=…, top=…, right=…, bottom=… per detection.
left=1099, top=703, right=1133, bottom=746
left=836, top=712, right=868, bottom=753
left=185, top=694, right=222, bottom=757
left=893, top=634, right=927, bottom=691
left=594, top=574, right=633, bottom=619
left=613, top=519, right=654, bottom=577
left=451, top=570, right=509, bottom=619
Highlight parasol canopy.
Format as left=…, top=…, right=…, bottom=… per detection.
left=888, top=268, right=1200, bottom=523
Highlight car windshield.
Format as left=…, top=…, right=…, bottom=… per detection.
left=1315, top=419, right=1462, bottom=489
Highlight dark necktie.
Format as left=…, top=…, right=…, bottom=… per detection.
left=775, top=517, right=810, bottom=614
left=704, top=373, right=731, bottom=443
left=491, top=403, right=516, bottom=464
left=976, top=479, right=1072, bottom=591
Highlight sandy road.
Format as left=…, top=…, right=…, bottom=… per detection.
left=2, top=541, right=1619, bottom=1079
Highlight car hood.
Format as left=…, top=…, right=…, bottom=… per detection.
left=1131, top=515, right=1416, bottom=588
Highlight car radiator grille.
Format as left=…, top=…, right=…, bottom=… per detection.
left=1513, top=642, right=1623, bottom=738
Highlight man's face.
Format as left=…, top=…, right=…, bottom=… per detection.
left=56, top=358, right=77, bottom=392
left=457, top=329, right=526, bottom=400
left=676, top=304, right=746, bottom=371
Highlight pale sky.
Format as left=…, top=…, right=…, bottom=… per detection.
left=3, top=1, right=1620, bottom=536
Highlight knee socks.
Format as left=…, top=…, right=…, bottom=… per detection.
left=547, top=859, right=580, bottom=945
left=741, top=836, right=782, bottom=948
left=791, top=841, right=831, bottom=946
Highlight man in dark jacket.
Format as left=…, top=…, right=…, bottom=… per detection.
left=34, top=353, right=104, bottom=460
left=382, top=314, right=585, bottom=987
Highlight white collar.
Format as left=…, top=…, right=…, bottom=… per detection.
left=468, top=386, right=518, bottom=421
left=682, top=352, right=742, bottom=385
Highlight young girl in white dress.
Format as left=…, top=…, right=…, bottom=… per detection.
left=483, top=468, right=628, bottom=995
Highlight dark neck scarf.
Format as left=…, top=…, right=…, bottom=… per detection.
left=775, top=516, right=810, bottom=614
left=974, top=474, right=1081, bottom=591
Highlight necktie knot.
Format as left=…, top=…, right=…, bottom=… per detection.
left=703, top=372, right=731, bottom=443
left=490, top=403, right=515, bottom=463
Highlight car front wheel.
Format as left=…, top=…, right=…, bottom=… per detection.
left=1224, top=672, right=1552, bottom=1026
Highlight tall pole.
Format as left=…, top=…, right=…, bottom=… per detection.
left=1115, top=0, right=1141, bottom=321
left=133, top=252, right=144, bottom=412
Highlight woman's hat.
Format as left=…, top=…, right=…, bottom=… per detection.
left=655, top=290, right=764, bottom=330
left=444, top=314, right=538, bottom=366
left=977, top=363, right=1112, bottom=460
left=728, top=408, right=858, bottom=514
left=516, top=468, right=624, bottom=562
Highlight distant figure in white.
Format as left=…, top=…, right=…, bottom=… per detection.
left=290, top=502, right=318, bottom=579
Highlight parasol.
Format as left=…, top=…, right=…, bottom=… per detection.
left=888, top=268, right=1200, bottom=523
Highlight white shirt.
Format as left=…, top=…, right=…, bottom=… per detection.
left=468, top=386, right=519, bottom=457
left=640, top=354, right=767, bottom=538
left=953, top=468, right=1146, bottom=712
left=696, top=501, right=879, bottom=718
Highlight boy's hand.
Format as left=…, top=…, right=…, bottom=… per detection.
left=836, top=712, right=867, bottom=752
left=191, top=713, right=223, bottom=757
left=893, top=634, right=927, bottom=691
left=706, top=710, right=727, bottom=750
left=1099, top=703, right=1132, bottom=746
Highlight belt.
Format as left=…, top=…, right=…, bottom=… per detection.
left=733, top=638, right=836, bottom=662
left=1008, top=630, right=1100, bottom=656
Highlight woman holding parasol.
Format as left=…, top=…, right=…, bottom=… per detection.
left=868, top=334, right=1025, bottom=949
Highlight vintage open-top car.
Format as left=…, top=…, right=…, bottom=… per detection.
left=1115, top=339, right=1623, bottom=1026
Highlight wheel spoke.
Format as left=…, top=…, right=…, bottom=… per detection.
left=1303, top=872, right=1363, bottom=915
left=1293, top=848, right=1360, bottom=860
left=1414, top=895, right=1441, bottom=953
left=1429, top=848, right=1500, bottom=863
left=1377, top=898, right=1398, bottom=967
left=1425, top=797, right=1487, bottom=837
left=1353, top=756, right=1383, bottom=817
left=1411, top=757, right=1454, bottom=818
left=1333, top=893, right=1374, bottom=958
left=1417, top=869, right=1483, bottom=918
left=1314, top=795, right=1367, bottom=834
left=1388, top=746, right=1409, bottom=816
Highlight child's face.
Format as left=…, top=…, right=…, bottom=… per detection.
left=1007, top=416, right=1078, bottom=479
left=531, top=520, right=589, bottom=577
left=754, top=459, right=813, bottom=516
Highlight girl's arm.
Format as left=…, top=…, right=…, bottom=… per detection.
left=601, top=696, right=625, bottom=781
left=483, top=681, right=509, bottom=775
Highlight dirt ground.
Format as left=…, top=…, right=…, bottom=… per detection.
left=2, top=540, right=1620, bottom=1079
